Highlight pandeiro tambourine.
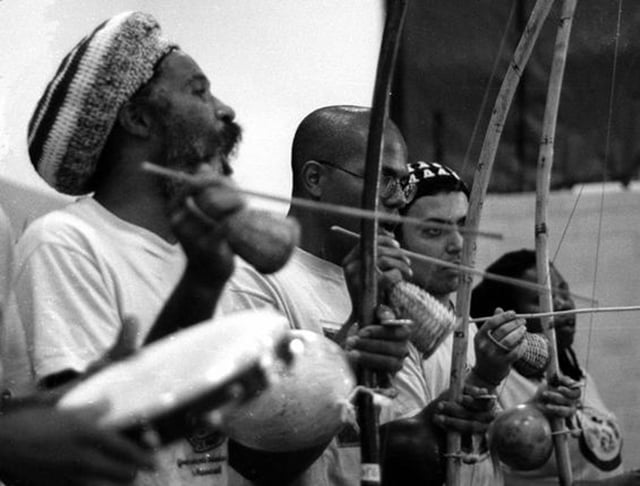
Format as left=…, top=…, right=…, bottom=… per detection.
left=58, top=309, right=296, bottom=444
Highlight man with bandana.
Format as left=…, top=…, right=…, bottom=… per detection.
left=389, top=161, right=580, bottom=485
left=10, top=11, right=245, bottom=486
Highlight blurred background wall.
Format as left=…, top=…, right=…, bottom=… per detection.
left=1, top=0, right=638, bottom=465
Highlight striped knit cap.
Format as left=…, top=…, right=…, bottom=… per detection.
left=28, top=11, right=176, bottom=195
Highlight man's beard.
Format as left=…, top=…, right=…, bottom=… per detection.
left=156, top=114, right=242, bottom=200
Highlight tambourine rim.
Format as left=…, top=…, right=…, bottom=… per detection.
left=58, top=309, right=290, bottom=429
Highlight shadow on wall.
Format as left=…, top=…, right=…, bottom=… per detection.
left=0, top=177, right=70, bottom=238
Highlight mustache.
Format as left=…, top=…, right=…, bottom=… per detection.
left=219, top=120, right=242, bottom=158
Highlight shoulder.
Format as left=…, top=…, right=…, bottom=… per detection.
left=13, top=200, right=113, bottom=281
left=17, top=199, right=101, bottom=250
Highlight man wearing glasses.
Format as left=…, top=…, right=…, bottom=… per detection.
left=219, top=106, right=492, bottom=486
left=219, top=105, right=412, bottom=485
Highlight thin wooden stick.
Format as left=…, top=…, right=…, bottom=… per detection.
left=470, top=304, right=640, bottom=323
left=330, top=225, right=593, bottom=303
left=141, top=162, right=502, bottom=240
left=357, top=2, right=409, bottom=484
left=447, top=1, right=557, bottom=484
left=535, top=2, right=578, bottom=484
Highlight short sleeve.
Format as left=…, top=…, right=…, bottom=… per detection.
left=14, top=241, right=120, bottom=382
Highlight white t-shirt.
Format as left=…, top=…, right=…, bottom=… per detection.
left=0, top=204, right=32, bottom=397
left=0, top=204, right=12, bottom=387
left=497, top=370, right=624, bottom=484
left=391, top=326, right=499, bottom=486
left=12, top=197, right=229, bottom=486
left=219, top=248, right=360, bottom=486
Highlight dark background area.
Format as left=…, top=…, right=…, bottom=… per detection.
left=390, top=0, right=640, bottom=192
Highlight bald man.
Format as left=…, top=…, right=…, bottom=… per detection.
left=220, top=106, right=496, bottom=486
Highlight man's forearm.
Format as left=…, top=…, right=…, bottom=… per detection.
left=145, top=266, right=226, bottom=344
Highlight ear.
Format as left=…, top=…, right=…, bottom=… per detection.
left=117, top=101, right=153, bottom=138
left=300, top=160, right=326, bottom=198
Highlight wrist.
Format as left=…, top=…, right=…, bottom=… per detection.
left=467, top=367, right=501, bottom=391
left=183, top=263, right=229, bottom=293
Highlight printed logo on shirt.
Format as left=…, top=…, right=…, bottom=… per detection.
left=574, top=406, right=622, bottom=471
left=177, top=419, right=227, bottom=477
left=185, top=422, right=225, bottom=453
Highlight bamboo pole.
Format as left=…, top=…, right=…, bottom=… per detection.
left=534, top=1, right=578, bottom=484
left=446, top=1, right=557, bottom=484
left=358, top=2, right=409, bottom=484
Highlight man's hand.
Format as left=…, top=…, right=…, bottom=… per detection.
left=0, top=404, right=155, bottom=486
left=344, top=308, right=411, bottom=375
left=472, top=309, right=526, bottom=387
left=341, top=233, right=412, bottom=375
left=170, top=163, right=245, bottom=288
left=531, top=374, right=581, bottom=419
left=380, top=385, right=496, bottom=486
left=342, top=232, right=413, bottom=307
left=429, top=385, right=497, bottom=436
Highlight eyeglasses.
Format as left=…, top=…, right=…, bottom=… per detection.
left=316, top=159, right=417, bottom=203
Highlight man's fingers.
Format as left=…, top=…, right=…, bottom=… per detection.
left=433, top=413, right=490, bottom=435
left=170, top=198, right=215, bottom=236
left=437, top=401, right=495, bottom=424
left=461, top=394, right=496, bottom=413
left=554, top=386, right=582, bottom=400
left=377, top=239, right=412, bottom=269
left=541, top=390, right=579, bottom=407
left=72, top=450, right=142, bottom=484
left=346, top=336, right=409, bottom=359
left=191, top=186, right=245, bottom=221
left=538, top=403, right=576, bottom=419
left=377, top=257, right=412, bottom=281
left=81, top=428, right=156, bottom=472
left=357, top=324, right=412, bottom=341
left=346, top=350, right=404, bottom=374
left=482, top=309, right=516, bottom=330
left=462, top=385, right=491, bottom=397
left=488, top=318, right=525, bottom=341
left=484, top=316, right=527, bottom=352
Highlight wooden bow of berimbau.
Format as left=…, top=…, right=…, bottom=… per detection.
left=357, top=1, right=409, bottom=485
left=535, top=1, right=578, bottom=485
left=446, top=1, right=559, bottom=485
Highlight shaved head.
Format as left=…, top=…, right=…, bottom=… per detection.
left=290, top=105, right=404, bottom=196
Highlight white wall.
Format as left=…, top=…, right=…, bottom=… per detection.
left=0, top=0, right=384, bottom=216
left=475, top=184, right=640, bottom=460
left=2, top=0, right=638, bottom=465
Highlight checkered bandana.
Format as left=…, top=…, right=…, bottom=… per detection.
left=407, top=161, right=470, bottom=199
left=28, top=11, right=176, bottom=195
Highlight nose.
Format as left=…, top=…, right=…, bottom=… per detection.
left=553, top=293, right=573, bottom=311
left=446, top=227, right=463, bottom=254
left=214, top=98, right=235, bottom=122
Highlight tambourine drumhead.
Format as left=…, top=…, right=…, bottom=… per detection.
left=58, top=309, right=291, bottom=430
left=223, top=330, right=356, bottom=452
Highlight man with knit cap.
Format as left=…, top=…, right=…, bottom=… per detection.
left=10, top=11, right=245, bottom=486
